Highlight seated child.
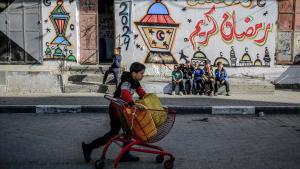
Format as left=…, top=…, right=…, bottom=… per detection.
left=182, top=61, right=194, bottom=95
left=192, top=63, right=205, bottom=95
left=214, top=61, right=230, bottom=96
left=171, top=64, right=184, bottom=96
left=202, top=62, right=214, bottom=96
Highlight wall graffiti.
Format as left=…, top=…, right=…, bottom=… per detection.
left=122, top=0, right=277, bottom=71
left=135, top=0, right=179, bottom=64
left=49, top=0, right=71, bottom=46
left=43, top=0, right=77, bottom=62
left=179, top=50, right=189, bottom=63
left=43, top=0, right=51, bottom=7
left=191, top=48, right=210, bottom=66
left=189, top=6, right=273, bottom=50
left=43, top=0, right=75, bottom=7
left=230, top=46, right=237, bottom=67
left=186, top=0, right=253, bottom=8
left=214, top=52, right=230, bottom=67
left=220, top=11, right=272, bottom=46
left=257, top=0, right=266, bottom=7
left=189, top=6, right=218, bottom=49
left=209, top=46, right=270, bottom=67
left=119, top=1, right=132, bottom=51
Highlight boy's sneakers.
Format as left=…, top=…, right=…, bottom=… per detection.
left=171, top=91, right=175, bottom=95
left=179, top=92, right=183, bottom=96
left=82, top=142, right=92, bottom=163
left=120, top=153, right=140, bottom=162
left=226, top=93, right=230, bottom=96
left=214, top=92, right=218, bottom=96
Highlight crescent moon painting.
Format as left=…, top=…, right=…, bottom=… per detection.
left=156, top=30, right=165, bottom=41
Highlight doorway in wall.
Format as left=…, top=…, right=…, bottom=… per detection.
left=98, top=0, right=114, bottom=63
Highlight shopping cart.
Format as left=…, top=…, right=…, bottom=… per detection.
left=95, top=94, right=176, bottom=169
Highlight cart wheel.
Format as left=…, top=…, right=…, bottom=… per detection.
left=156, top=155, right=164, bottom=163
left=164, top=159, right=174, bottom=169
left=95, top=159, right=104, bottom=169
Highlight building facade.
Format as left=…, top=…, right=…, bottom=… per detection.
left=115, top=0, right=299, bottom=76
left=0, top=0, right=299, bottom=93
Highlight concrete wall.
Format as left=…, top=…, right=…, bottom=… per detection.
left=114, top=0, right=300, bottom=84
left=42, top=0, right=79, bottom=63
left=0, top=69, right=61, bottom=95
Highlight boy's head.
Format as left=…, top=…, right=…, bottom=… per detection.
left=114, top=47, right=121, bottom=55
left=217, top=61, right=223, bottom=69
left=179, top=63, right=185, bottom=70
left=185, top=61, right=191, bottom=67
left=204, top=62, right=211, bottom=69
left=130, top=62, right=145, bottom=81
left=195, top=63, right=200, bottom=69
left=174, top=64, right=179, bottom=70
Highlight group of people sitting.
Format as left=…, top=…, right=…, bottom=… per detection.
left=171, top=61, right=230, bottom=96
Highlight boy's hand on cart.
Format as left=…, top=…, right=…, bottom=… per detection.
left=133, top=103, right=147, bottom=110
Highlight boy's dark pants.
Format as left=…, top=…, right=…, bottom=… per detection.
left=183, top=79, right=193, bottom=94
left=103, top=68, right=120, bottom=86
left=172, top=80, right=184, bottom=92
left=214, top=80, right=230, bottom=93
left=87, top=103, right=128, bottom=150
left=193, top=79, right=204, bottom=92
left=204, top=79, right=214, bottom=92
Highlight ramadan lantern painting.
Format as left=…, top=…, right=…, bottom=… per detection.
left=50, top=0, right=71, bottom=46
left=135, top=0, right=179, bottom=64
left=43, top=0, right=77, bottom=62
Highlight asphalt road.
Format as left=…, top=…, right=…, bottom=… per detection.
left=0, top=113, right=300, bottom=169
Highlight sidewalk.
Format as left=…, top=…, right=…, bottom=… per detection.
left=0, top=90, right=299, bottom=114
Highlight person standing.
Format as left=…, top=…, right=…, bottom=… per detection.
left=103, top=47, right=122, bottom=87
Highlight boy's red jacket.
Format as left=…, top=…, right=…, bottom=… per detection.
left=113, top=72, right=146, bottom=106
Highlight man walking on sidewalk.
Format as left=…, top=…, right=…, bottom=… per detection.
left=102, top=47, right=122, bottom=87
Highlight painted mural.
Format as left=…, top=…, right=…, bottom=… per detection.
left=126, top=0, right=277, bottom=71
left=42, top=0, right=77, bottom=62
left=135, top=0, right=179, bottom=64
left=186, top=0, right=267, bottom=8
left=118, top=1, right=132, bottom=51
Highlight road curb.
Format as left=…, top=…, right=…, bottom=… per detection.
left=0, top=105, right=36, bottom=113
left=212, top=106, right=255, bottom=115
left=0, top=105, right=299, bottom=115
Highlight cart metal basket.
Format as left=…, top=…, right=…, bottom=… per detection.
left=94, top=94, right=176, bottom=169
